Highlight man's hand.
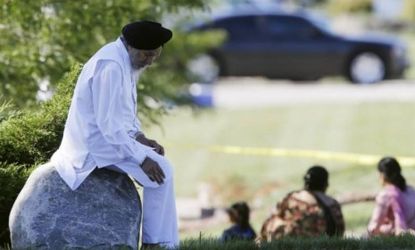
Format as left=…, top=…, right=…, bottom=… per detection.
left=146, top=138, right=165, bottom=156
left=141, top=157, right=165, bottom=184
left=136, top=133, right=165, bottom=155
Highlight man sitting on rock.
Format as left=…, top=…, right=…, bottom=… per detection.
left=50, top=20, right=178, bottom=248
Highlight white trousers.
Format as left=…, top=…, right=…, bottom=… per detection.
left=108, top=158, right=179, bottom=248
left=142, top=177, right=179, bottom=248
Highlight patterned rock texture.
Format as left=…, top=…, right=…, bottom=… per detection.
left=9, top=163, right=141, bottom=249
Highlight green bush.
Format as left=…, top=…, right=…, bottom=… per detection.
left=0, top=164, right=31, bottom=244
left=0, top=101, right=19, bottom=124
left=0, top=64, right=79, bottom=166
left=0, top=64, right=80, bottom=244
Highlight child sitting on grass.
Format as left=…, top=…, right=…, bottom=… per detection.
left=221, top=202, right=257, bottom=241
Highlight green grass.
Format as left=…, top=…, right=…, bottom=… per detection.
left=175, top=235, right=415, bottom=250
left=146, top=102, right=415, bottom=238
left=5, top=236, right=415, bottom=250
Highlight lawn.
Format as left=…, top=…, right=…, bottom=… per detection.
left=175, top=235, right=415, bottom=250
left=146, top=101, right=415, bottom=239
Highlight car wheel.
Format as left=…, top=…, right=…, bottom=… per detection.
left=187, top=54, right=220, bottom=83
left=348, top=52, right=386, bottom=84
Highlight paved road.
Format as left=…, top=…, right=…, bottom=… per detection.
left=209, top=78, right=415, bottom=108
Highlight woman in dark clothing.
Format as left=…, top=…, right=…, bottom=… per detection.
left=221, top=202, right=256, bottom=241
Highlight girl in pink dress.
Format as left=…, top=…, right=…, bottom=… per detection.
left=368, top=157, right=415, bottom=236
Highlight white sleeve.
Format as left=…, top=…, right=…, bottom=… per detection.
left=128, top=115, right=143, bottom=139
left=128, top=71, right=142, bottom=139
left=90, top=60, right=147, bottom=166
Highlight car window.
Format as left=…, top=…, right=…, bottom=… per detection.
left=264, top=15, right=317, bottom=39
left=213, top=16, right=262, bottom=41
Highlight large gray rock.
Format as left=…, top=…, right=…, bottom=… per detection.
left=9, top=163, right=141, bottom=249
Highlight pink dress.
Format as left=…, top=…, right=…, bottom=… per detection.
left=368, top=185, right=415, bottom=236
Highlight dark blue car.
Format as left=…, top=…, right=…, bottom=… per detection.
left=189, top=10, right=410, bottom=84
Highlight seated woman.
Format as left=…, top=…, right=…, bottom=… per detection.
left=368, top=157, right=415, bottom=236
left=221, top=202, right=256, bottom=241
left=258, top=166, right=345, bottom=241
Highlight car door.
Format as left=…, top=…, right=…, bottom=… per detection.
left=213, top=15, right=271, bottom=76
left=261, top=15, right=341, bottom=79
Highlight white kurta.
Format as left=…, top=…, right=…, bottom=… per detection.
left=50, top=38, right=178, bottom=247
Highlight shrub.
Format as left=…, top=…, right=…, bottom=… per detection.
left=0, top=65, right=79, bottom=165
left=0, top=101, right=19, bottom=124
left=0, top=64, right=80, bottom=244
left=0, top=164, right=31, bottom=243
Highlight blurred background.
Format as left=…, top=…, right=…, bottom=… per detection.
left=152, top=0, right=415, bottom=239
left=1, top=0, right=415, bottom=243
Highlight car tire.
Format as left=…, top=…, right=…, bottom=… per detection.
left=187, top=54, right=221, bottom=83
left=347, top=51, right=386, bottom=84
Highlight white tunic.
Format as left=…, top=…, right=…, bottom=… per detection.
left=51, top=37, right=179, bottom=247
left=51, top=38, right=173, bottom=190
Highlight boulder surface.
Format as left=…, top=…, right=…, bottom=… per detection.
left=9, top=163, right=141, bottom=249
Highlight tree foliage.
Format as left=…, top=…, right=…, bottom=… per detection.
left=0, top=0, right=222, bottom=108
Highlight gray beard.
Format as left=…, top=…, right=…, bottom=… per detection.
left=132, top=66, right=147, bottom=78
left=132, top=61, right=149, bottom=70
left=136, top=66, right=147, bottom=74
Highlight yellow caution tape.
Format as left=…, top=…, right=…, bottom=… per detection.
left=167, top=143, right=415, bottom=167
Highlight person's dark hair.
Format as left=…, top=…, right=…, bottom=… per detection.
left=304, top=165, right=329, bottom=192
left=378, top=157, right=407, bottom=192
left=227, top=202, right=251, bottom=229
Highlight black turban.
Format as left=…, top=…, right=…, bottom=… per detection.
left=121, top=20, right=173, bottom=50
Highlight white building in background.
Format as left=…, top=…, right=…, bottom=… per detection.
left=373, top=0, right=404, bottom=21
